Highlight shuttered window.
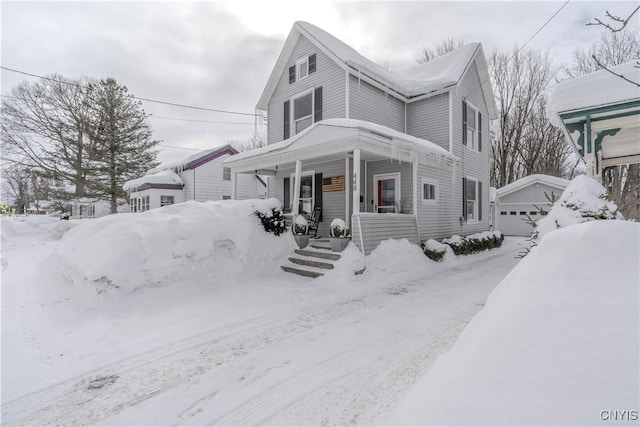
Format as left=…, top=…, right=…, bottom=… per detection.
left=284, top=86, right=323, bottom=137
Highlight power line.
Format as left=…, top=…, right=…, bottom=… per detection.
left=157, top=144, right=207, bottom=151
left=0, top=65, right=261, bottom=117
left=511, top=0, right=570, bottom=59
left=148, top=115, right=257, bottom=125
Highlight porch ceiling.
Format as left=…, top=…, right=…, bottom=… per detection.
left=224, top=119, right=458, bottom=174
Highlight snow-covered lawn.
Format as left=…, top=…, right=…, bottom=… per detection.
left=1, top=207, right=525, bottom=425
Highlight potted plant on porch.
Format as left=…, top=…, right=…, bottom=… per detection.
left=329, top=218, right=350, bottom=252
left=292, top=215, right=310, bottom=249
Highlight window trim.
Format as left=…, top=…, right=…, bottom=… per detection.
left=296, top=56, right=309, bottom=80
left=466, top=175, right=479, bottom=223
left=465, top=101, right=479, bottom=152
left=420, top=177, right=439, bottom=205
left=290, top=89, right=314, bottom=136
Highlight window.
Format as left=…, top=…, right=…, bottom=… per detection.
left=510, top=211, right=516, bottom=215
left=500, top=211, right=507, bottom=216
left=529, top=211, right=538, bottom=216
left=466, top=103, right=478, bottom=150
left=466, top=178, right=477, bottom=221
left=421, top=178, right=438, bottom=204
left=297, top=57, right=308, bottom=80
left=293, top=92, right=313, bottom=134
left=222, top=195, right=231, bottom=200
left=160, top=195, right=174, bottom=207
left=519, top=211, right=526, bottom=215
left=223, top=167, right=231, bottom=181
left=141, top=196, right=150, bottom=212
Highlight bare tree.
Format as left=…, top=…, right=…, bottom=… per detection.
left=603, top=164, right=639, bottom=221
left=417, top=37, right=464, bottom=63
left=489, top=47, right=556, bottom=187
left=2, top=164, right=32, bottom=213
left=562, top=28, right=640, bottom=79
left=1, top=75, right=96, bottom=198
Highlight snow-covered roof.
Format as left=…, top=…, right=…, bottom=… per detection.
left=123, top=169, right=184, bottom=192
left=147, top=144, right=237, bottom=175
left=257, top=22, right=497, bottom=118
left=224, top=118, right=457, bottom=171
left=547, top=62, right=640, bottom=128
left=497, top=174, right=570, bottom=198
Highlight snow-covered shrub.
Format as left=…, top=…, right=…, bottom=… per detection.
left=532, top=175, right=621, bottom=243
left=443, top=231, right=504, bottom=256
left=48, top=219, right=82, bottom=240
left=421, top=239, right=447, bottom=262
left=329, top=218, right=349, bottom=238
left=292, top=215, right=308, bottom=235
left=254, top=204, right=287, bottom=236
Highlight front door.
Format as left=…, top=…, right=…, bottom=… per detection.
left=374, top=173, right=400, bottom=213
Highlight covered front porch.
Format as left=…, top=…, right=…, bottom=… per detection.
left=224, top=119, right=457, bottom=253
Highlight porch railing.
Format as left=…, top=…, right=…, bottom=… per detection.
left=351, top=213, right=419, bottom=255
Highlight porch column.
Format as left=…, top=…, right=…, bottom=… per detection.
left=345, top=155, right=350, bottom=222
left=231, top=171, right=238, bottom=200
left=352, top=149, right=361, bottom=214
left=292, top=159, right=302, bottom=215
left=413, top=160, right=418, bottom=216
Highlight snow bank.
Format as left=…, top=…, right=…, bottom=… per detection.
left=48, top=219, right=83, bottom=240
left=388, top=220, right=640, bottom=425
left=366, top=238, right=433, bottom=275
left=535, top=175, right=621, bottom=241
left=55, top=199, right=295, bottom=292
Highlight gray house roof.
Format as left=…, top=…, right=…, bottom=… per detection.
left=257, top=21, right=497, bottom=118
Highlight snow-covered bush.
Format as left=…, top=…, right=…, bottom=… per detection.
left=329, top=218, right=349, bottom=238
left=292, top=215, right=308, bottom=235
left=442, top=231, right=504, bottom=256
left=254, top=204, right=287, bottom=236
left=48, top=219, right=82, bottom=240
left=532, top=175, right=621, bottom=243
left=421, top=239, right=447, bottom=262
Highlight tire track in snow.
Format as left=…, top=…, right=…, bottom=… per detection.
left=1, top=295, right=373, bottom=425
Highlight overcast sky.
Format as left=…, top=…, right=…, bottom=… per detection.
left=2, top=1, right=636, bottom=165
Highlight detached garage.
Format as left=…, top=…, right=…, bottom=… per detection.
left=494, top=174, right=570, bottom=236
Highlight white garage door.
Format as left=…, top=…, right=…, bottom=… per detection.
left=495, top=204, right=542, bottom=236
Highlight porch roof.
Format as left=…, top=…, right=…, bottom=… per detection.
left=224, top=119, right=458, bottom=173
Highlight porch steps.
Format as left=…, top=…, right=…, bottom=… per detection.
left=281, top=243, right=342, bottom=278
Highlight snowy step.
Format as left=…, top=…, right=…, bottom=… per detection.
left=288, top=257, right=334, bottom=270
left=294, top=249, right=341, bottom=261
left=281, top=265, right=324, bottom=278
left=309, top=244, right=332, bottom=251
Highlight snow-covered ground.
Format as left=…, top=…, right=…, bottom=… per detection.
left=2, top=190, right=637, bottom=426
left=1, top=206, right=525, bottom=425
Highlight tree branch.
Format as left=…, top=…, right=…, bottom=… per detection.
left=587, top=5, right=640, bottom=32
left=592, top=55, right=640, bottom=87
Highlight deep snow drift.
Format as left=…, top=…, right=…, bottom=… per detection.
left=54, top=199, right=296, bottom=292
left=388, top=220, right=639, bottom=426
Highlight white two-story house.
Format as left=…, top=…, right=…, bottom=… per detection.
left=225, top=22, right=497, bottom=253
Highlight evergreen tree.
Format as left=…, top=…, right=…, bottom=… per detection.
left=86, top=78, right=159, bottom=213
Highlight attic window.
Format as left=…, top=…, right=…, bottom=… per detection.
left=297, top=57, right=308, bottom=80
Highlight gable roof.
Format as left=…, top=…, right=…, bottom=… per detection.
left=123, top=169, right=184, bottom=192
left=147, top=144, right=238, bottom=175
left=497, top=174, right=570, bottom=199
left=257, top=21, right=497, bottom=119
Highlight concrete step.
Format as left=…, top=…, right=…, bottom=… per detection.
left=295, top=249, right=341, bottom=261
left=288, top=257, right=334, bottom=270
left=281, top=265, right=324, bottom=278
left=309, top=244, right=332, bottom=251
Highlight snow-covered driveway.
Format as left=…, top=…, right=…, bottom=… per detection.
left=1, top=217, right=525, bottom=425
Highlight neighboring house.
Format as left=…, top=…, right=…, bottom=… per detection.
left=547, top=62, right=640, bottom=181
left=493, top=174, right=570, bottom=236
left=124, top=144, right=266, bottom=212
left=225, top=21, right=497, bottom=253
left=70, top=198, right=111, bottom=219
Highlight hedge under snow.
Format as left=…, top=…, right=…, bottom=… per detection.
left=55, top=199, right=295, bottom=292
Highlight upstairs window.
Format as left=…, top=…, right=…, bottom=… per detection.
left=463, top=100, right=482, bottom=151
left=297, top=57, right=308, bottom=80
left=294, top=92, right=313, bottom=134
left=288, top=54, right=317, bottom=84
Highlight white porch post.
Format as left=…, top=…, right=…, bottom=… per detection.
left=345, top=155, right=350, bottom=222
left=352, top=149, right=361, bottom=214
left=412, top=160, right=418, bottom=216
left=231, top=171, right=238, bottom=200
left=293, top=159, right=302, bottom=215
